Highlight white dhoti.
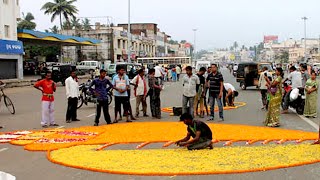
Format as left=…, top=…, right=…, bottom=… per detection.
left=41, top=101, right=55, bottom=125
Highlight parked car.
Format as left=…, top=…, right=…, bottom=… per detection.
left=76, top=61, right=100, bottom=73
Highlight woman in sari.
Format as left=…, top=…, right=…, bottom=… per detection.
left=148, top=69, right=162, bottom=119
left=304, top=71, right=318, bottom=118
left=264, top=67, right=283, bottom=127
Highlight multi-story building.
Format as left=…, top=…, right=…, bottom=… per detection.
left=0, top=0, right=24, bottom=79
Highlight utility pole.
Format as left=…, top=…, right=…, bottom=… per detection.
left=127, top=0, right=131, bottom=63
left=302, top=16, right=308, bottom=62
left=192, top=29, right=197, bottom=61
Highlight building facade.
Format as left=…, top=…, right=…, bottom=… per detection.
left=0, top=0, right=23, bottom=79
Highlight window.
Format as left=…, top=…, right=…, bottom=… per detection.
left=3, top=0, right=8, bottom=4
left=118, top=39, right=121, bottom=49
left=4, top=25, right=10, bottom=38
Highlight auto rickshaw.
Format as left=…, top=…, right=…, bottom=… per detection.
left=236, top=62, right=273, bottom=90
left=40, top=64, right=76, bottom=86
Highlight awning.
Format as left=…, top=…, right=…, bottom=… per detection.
left=17, top=29, right=100, bottom=46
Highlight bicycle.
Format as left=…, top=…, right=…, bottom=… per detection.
left=0, top=84, right=15, bottom=114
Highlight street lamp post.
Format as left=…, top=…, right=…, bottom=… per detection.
left=302, top=16, right=308, bottom=62
left=192, top=29, right=197, bottom=61
left=127, top=0, right=131, bottom=63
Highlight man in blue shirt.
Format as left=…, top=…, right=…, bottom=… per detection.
left=113, top=65, right=132, bottom=123
left=89, top=69, right=113, bottom=126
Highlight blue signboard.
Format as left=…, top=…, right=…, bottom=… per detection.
left=0, top=39, right=24, bottom=55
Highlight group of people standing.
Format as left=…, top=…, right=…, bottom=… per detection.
left=258, top=64, right=318, bottom=127
left=33, top=64, right=164, bottom=128
left=182, top=64, right=238, bottom=121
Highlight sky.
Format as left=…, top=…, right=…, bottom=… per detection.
left=20, top=0, right=320, bottom=50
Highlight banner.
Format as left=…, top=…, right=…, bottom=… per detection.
left=0, top=40, right=24, bottom=55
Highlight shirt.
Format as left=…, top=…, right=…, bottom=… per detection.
left=131, top=75, right=147, bottom=96
left=176, top=66, right=181, bottom=74
left=112, top=74, right=129, bottom=97
left=34, top=79, right=56, bottom=102
left=288, top=71, right=302, bottom=89
left=224, top=83, right=235, bottom=92
left=89, top=78, right=113, bottom=101
left=154, top=66, right=163, bottom=77
left=182, top=74, right=200, bottom=97
left=301, top=72, right=310, bottom=87
left=207, top=72, right=224, bottom=95
left=187, top=120, right=213, bottom=140
left=65, top=76, right=79, bottom=98
left=258, top=70, right=272, bottom=90
left=197, top=74, right=205, bottom=85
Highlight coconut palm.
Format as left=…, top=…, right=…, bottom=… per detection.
left=17, top=12, right=37, bottom=30
left=41, top=0, right=78, bottom=30
left=82, top=18, right=91, bottom=31
left=50, top=25, right=59, bottom=33
left=71, top=17, right=82, bottom=30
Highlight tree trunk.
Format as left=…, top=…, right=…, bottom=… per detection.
left=60, top=13, right=63, bottom=30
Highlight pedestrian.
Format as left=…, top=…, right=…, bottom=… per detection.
left=131, top=69, right=148, bottom=118
left=154, top=63, right=164, bottom=85
left=206, top=64, right=224, bottom=121
left=176, top=65, right=182, bottom=81
left=258, top=67, right=272, bottom=110
left=303, top=71, right=318, bottom=118
left=175, top=113, right=213, bottom=150
left=282, top=66, right=302, bottom=114
left=182, top=66, right=200, bottom=117
left=194, top=67, right=206, bottom=118
left=264, top=67, right=283, bottom=127
left=89, top=69, right=113, bottom=126
left=223, top=83, right=238, bottom=107
left=172, top=66, right=177, bottom=82
left=94, top=67, right=100, bottom=79
left=125, top=83, right=137, bottom=120
left=148, top=69, right=162, bottom=119
left=113, top=65, right=132, bottom=123
left=167, top=68, right=172, bottom=82
left=65, top=70, right=80, bottom=123
left=34, top=71, right=59, bottom=128
left=301, top=64, right=310, bottom=87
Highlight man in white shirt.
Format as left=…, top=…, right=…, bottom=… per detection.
left=65, top=70, right=80, bottom=123
left=223, top=83, right=238, bottom=107
left=282, top=66, right=302, bottom=113
left=176, top=65, right=182, bottom=81
left=154, top=63, right=164, bottom=85
left=131, top=69, right=148, bottom=117
left=258, top=67, right=272, bottom=109
left=182, top=66, right=200, bottom=117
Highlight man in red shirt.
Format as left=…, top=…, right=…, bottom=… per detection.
left=34, top=71, right=59, bottom=128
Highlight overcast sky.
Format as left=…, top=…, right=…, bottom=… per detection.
left=20, top=0, right=320, bottom=50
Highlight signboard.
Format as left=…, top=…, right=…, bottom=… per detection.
left=264, top=36, right=278, bottom=43
left=0, top=40, right=24, bottom=55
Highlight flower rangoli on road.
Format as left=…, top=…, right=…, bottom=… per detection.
left=0, top=122, right=319, bottom=175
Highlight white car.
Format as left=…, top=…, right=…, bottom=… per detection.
left=76, top=61, right=100, bottom=73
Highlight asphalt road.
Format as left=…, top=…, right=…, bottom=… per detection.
left=0, top=68, right=319, bottom=180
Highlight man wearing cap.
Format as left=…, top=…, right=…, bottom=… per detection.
left=175, top=113, right=213, bottom=150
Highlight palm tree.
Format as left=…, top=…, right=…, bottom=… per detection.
left=82, top=18, right=91, bottom=31
left=41, top=0, right=78, bottom=30
left=17, top=12, right=37, bottom=30
left=50, top=25, right=59, bottom=33
left=71, top=17, right=82, bottom=30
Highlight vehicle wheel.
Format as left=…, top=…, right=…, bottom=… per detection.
left=107, top=93, right=112, bottom=105
left=240, top=82, right=246, bottom=90
left=4, top=95, right=15, bottom=114
left=296, top=101, right=305, bottom=115
left=77, top=96, right=84, bottom=109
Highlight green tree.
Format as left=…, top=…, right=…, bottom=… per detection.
left=82, top=18, right=91, bottom=30
left=180, top=40, right=187, bottom=44
left=233, top=41, right=238, bottom=52
left=17, top=12, right=36, bottom=30
left=71, top=17, right=82, bottom=30
left=41, top=0, right=78, bottom=30
left=50, top=25, right=59, bottom=33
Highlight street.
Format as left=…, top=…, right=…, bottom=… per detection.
left=0, top=68, right=320, bottom=180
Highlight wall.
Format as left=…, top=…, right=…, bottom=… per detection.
left=0, top=0, right=19, bottom=40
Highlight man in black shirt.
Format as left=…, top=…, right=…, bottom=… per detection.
left=175, top=113, right=213, bottom=150
left=194, top=67, right=206, bottom=118
left=206, top=64, right=224, bottom=121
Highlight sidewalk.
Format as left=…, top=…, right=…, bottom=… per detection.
left=1, top=74, right=91, bottom=88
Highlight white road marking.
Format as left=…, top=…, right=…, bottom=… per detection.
left=56, top=126, right=65, bottom=129
left=289, top=108, right=319, bottom=131
left=0, top=148, right=9, bottom=152
left=87, top=113, right=96, bottom=118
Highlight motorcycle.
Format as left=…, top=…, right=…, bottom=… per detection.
left=77, top=80, right=113, bottom=109
left=281, top=80, right=305, bottom=115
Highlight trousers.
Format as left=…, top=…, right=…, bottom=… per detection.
left=136, top=95, right=147, bottom=116
left=209, top=94, right=224, bottom=119
left=95, top=99, right=111, bottom=124
left=182, top=95, right=195, bottom=117
left=66, top=97, right=78, bottom=121
left=41, top=101, right=55, bottom=125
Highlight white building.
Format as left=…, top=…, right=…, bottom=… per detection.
left=0, top=0, right=23, bottom=79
